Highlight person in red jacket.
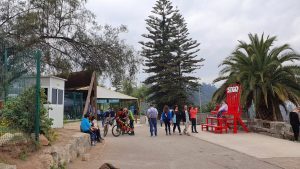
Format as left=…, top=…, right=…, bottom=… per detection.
left=189, top=106, right=198, bottom=133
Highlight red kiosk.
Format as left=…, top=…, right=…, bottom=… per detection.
left=201, top=84, right=249, bottom=134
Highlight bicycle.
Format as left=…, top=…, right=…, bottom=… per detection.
left=112, top=117, right=133, bottom=137
left=103, top=117, right=115, bottom=137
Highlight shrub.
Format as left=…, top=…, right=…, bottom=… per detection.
left=1, top=87, right=53, bottom=140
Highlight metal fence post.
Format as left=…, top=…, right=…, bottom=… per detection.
left=35, top=50, right=41, bottom=142
left=3, top=48, right=8, bottom=102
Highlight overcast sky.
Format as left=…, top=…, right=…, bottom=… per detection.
left=86, top=0, right=300, bottom=86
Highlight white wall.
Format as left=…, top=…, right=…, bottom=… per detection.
left=41, top=77, right=65, bottom=128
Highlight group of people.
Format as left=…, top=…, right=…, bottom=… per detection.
left=146, top=104, right=199, bottom=136
left=97, top=108, right=116, bottom=128
left=80, top=113, right=104, bottom=146
left=97, top=107, right=139, bottom=128
left=81, top=106, right=138, bottom=145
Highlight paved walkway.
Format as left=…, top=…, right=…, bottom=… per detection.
left=193, top=130, right=300, bottom=158
left=67, top=124, right=298, bottom=169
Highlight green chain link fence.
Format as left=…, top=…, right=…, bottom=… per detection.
left=0, top=40, right=42, bottom=147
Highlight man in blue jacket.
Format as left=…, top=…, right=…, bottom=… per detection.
left=80, top=113, right=97, bottom=146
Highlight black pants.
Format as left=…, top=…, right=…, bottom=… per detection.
left=291, top=124, right=299, bottom=141
left=173, top=122, right=181, bottom=133
left=95, top=128, right=102, bottom=141
left=164, top=120, right=171, bottom=134
left=191, top=118, right=197, bottom=132
left=130, top=120, right=134, bottom=129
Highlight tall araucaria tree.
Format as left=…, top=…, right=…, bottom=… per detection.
left=140, top=0, right=204, bottom=109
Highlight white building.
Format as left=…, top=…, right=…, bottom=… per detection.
left=41, top=76, right=66, bottom=128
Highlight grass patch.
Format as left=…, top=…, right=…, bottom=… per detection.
left=19, top=150, right=28, bottom=161
left=0, top=157, right=9, bottom=164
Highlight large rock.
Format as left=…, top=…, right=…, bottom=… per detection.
left=0, top=163, right=16, bottom=169
left=81, top=153, right=90, bottom=161
left=38, top=132, right=91, bottom=169
left=40, top=134, right=50, bottom=146
left=0, top=133, right=14, bottom=146
left=0, top=133, right=25, bottom=146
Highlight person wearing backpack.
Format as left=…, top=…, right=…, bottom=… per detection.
left=162, top=105, right=172, bottom=135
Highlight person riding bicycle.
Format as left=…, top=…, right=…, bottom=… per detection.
left=116, top=108, right=127, bottom=122
left=116, top=108, right=134, bottom=135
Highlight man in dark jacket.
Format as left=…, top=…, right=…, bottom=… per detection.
left=289, top=107, right=300, bottom=141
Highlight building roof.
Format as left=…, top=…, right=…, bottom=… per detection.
left=58, top=71, right=94, bottom=89
left=41, top=76, right=67, bottom=81
left=78, top=86, right=138, bottom=100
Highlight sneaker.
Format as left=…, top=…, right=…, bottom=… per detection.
left=179, top=133, right=182, bottom=135
left=91, top=141, right=96, bottom=146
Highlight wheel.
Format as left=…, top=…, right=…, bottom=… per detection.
left=112, top=125, right=121, bottom=137
left=104, top=124, right=108, bottom=137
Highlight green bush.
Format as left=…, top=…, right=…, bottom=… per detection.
left=201, top=101, right=217, bottom=114
left=1, top=87, right=53, bottom=140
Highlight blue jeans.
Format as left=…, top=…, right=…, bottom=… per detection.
left=84, top=130, right=96, bottom=142
left=149, top=118, right=157, bottom=136
left=102, top=117, right=106, bottom=127
left=217, top=110, right=226, bottom=118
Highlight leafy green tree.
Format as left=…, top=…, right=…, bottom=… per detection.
left=0, top=39, right=29, bottom=100
left=0, top=0, right=140, bottom=82
left=131, top=85, right=149, bottom=102
left=121, top=78, right=134, bottom=95
left=213, top=34, right=300, bottom=121
left=201, top=101, right=217, bottom=114
left=140, top=0, right=203, bottom=109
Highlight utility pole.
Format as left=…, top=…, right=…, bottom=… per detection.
left=199, top=85, right=202, bottom=113
left=3, top=48, right=8, bottom=102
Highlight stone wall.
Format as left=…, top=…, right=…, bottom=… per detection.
left=0, top=163, right=16, bottom=169
left=39, top=132, right=91, bottom=169
left=248, top=119, right=294, bottom=140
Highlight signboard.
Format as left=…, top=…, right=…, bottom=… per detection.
left=97, top=99, right=120, bottom=104
left=109, top=99, right=119, bottom=103
left=97, top=99, right=108, bottom=104
left=227, top=86, right=239, bottom=93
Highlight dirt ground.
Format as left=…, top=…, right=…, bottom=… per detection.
left=0, top=124, right=81, bottom=169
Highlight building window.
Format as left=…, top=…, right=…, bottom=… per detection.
left=58, top=89, right=64, bottom=105
left=52, top=88, right=57, bottom=104
left=43, top=88, right=48, bottom=98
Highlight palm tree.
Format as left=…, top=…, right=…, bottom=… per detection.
left=213, top=33, right=300, bottom=121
